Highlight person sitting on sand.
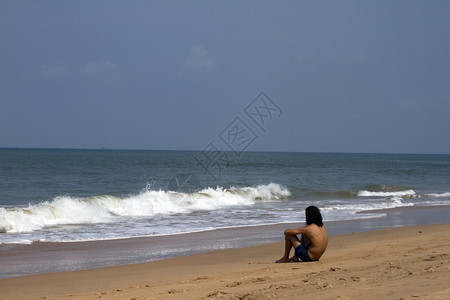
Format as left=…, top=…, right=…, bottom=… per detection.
left=276, top=206, right=328, bottom=263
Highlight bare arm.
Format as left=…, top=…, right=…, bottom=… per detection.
left=284, top=226, right=313, bottom=247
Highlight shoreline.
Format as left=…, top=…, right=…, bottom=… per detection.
left=1, top=204, right=450, bottom=279
left=0, top=222, right=449, bottom=299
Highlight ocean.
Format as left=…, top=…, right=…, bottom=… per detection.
left=1, top=149, right=449, bottom=245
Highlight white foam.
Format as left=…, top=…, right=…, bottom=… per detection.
left=0, top=183, right=290, bottom=234
left=322, top=196, right=413, bottom=216
left=424, top=192, right=450, bottom=198
left=357, top=189, right=416, bottom=197
left=0, top=196, right=116, bottom=233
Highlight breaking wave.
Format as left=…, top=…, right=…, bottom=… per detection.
left=424, top=192, right=450, bottom=198
left=0, top=183, right=290, bottom=234
left=357, top=189, right=417, bottom=198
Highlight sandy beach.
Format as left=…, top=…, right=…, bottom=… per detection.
left=1, top=222, right=449, bottom=300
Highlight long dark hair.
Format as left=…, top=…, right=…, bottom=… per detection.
left=305, top=206, right=323, bottom=227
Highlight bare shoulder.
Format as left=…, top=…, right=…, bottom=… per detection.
left=306, top=223, right=321, bottom=231
left=308, top=224, right=328, bottom=237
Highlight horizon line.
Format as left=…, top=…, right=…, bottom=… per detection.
left=0, top=146, right=448, bottom=156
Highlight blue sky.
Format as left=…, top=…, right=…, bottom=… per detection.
left=1, top=1, right=449, bottom=154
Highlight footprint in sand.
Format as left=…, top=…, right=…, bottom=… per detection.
left=226, top=281, right=242, bottom=287
left=193, top=276, right=210, bottom=281
left=167, top=288, right=184, bottom=294
left=206, top=290, right=228, bottom=298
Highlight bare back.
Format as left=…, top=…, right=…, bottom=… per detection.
left=303, top=224, right=328, bottom=260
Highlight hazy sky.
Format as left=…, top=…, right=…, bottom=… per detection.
left=1, top=1, right=449, bottom=154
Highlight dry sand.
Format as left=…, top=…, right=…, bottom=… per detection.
left=0, top=223, right=449, bottom=300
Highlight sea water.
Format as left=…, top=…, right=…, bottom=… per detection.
left=0, top=149, right=449, bottom=244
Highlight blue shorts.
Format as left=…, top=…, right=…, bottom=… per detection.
left=295, top=244, right=315, bottom=262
